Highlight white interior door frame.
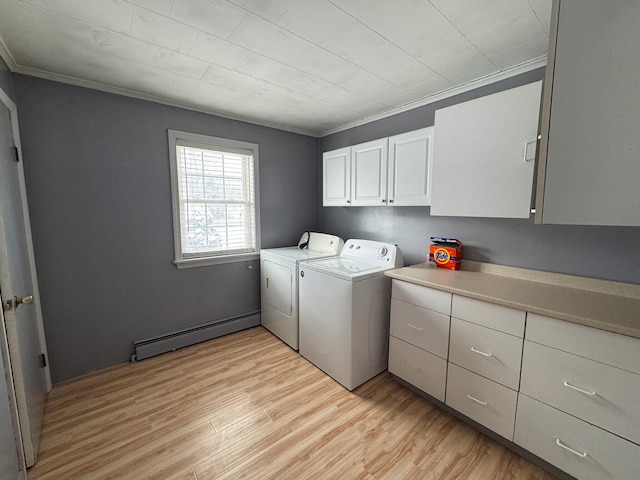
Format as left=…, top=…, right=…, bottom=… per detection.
left=0, top=85, right=50, bottom=392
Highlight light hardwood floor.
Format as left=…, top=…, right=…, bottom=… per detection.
left=28, top=327, right=556, bottom=480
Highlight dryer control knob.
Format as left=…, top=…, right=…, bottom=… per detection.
left=378, top=247, right=388, bottom=257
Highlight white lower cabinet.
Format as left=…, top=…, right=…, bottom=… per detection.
left=446, top=363, right=517, bottom=440
left=388, top=279, right=640, bottom=479
left=516, top=314, right=640, bottom=479
left=515, top=394, right=640, bottom=480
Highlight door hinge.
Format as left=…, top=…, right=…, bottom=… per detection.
left=12, top=146, right=19, bottom=163
left=39, top=353, right=47, bottom=368
left=2, top=298, right=13, bottom=312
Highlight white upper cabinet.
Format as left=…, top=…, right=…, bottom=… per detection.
left=323, top=127, right=434, bottom=207
left=431, top=81, right=543, bottom=218
left=351, top=138, right=388, bottom=206
left=535, top=0, right=640, bottom=226
left=323, top=146, right=351, bottom=206
left=388, top=128, right=434, bottom=206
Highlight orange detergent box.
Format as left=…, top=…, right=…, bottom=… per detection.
left=429, top=237, right=462, bottom=270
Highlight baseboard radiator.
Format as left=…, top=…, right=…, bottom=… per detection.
left=133, top=310, right=261, bottom=361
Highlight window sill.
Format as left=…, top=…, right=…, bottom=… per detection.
left=174, top=252, right=260, bottom=269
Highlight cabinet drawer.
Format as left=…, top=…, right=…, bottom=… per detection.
left=451, top=295, right=525, bottom=337
left=449, top=318, right=523, bottom=390
left=515, top=394, right=640, bottom=480
left=390, top=299, right=449, bottom=359
left=526, top=313, right=640, bottom=375
left=392, top=280, right=451, bottom=315
left=445, top=363, right=517, bottom=440
left=521, top=341, right=640, bottom=444
left=389, top=336, right=447, bottom=402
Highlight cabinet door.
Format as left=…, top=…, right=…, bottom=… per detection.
left=323, top=147, right=351, bottom=207
left=388, top=127, right=433, bottom=206
left=431, top=81, right=542, bottom=218
left=350, top=138, right=388, bottom=206
left=536, top=0, right=640, bottom=226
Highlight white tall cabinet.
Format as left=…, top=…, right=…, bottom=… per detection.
left=431, top=81, right=542, bottom=218
left=323, top=127, right=434, bottom=207
left=535, top=0, right=640, bottom=226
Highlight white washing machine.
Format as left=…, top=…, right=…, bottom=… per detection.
left=298, top=239, right=403, bottom=391
left=260, top=232, right=344, bottom=350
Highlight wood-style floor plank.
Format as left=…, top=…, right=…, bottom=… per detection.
left=28, top=327, right=556, bottom=480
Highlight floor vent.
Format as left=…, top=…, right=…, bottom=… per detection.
left=133, top=311, right=260, bottom=361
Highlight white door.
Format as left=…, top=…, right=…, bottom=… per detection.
left=350, top=138, right=388, bottom=206
left=0, top=100, right=47, bottom=466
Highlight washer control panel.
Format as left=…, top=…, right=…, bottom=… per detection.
left=342, top=239, right=403, bottom=267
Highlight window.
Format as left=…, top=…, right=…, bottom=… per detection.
left=168, top=130, right=260, bottom=268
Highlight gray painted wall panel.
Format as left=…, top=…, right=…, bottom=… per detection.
left=14, top=75, right=318, bottom=382
left=319, top=69, right=640, bottom=284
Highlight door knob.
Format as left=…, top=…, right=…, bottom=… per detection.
left=1, top=294, right=33, bottom=312
left=14, top=295, right=33, bottom=307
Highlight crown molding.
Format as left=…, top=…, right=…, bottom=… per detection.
left=318, top=56, right=547, bottom=137
left=0, top=36, right=18, bottom=71
left=11, top=64, right=320, bottom=137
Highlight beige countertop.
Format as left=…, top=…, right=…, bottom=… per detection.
left=385, top=261, right=640, bottom=339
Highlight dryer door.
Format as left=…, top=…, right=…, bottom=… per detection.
left=262, top=260, right=293, bottom=316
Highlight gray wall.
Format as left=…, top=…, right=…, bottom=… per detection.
left=319, top=68, right=640, bottom=284
left=14, top=75, right=319, bottom=382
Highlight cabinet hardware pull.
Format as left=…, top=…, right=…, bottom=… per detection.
left=466, top=394, right=487, bottom=406
left=563, top=381, right=596, bottom=396
left=555, top=438, right=588, bottom=458
left=408, top=324, right=424, bottom=331
left=470, top=347, right=492, bottom=357
left=266, top=277, right=269, bottom=288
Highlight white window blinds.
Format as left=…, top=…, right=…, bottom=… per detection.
left=168, top=131, right=260, bottom=267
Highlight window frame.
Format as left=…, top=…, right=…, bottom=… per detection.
left=168, top=130, right=261, bottom=269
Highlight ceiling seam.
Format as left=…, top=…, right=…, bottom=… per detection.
left=325, top=0, right=447, bottom=84
left=426, top=0, right=497, bottom=72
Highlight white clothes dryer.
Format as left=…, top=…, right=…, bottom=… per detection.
left=298, top=239, right=403, bottom=391
left=260, top=232, right=344, bottom=350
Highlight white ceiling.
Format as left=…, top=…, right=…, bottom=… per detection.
left=0, top=0, right=551, bottom=136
